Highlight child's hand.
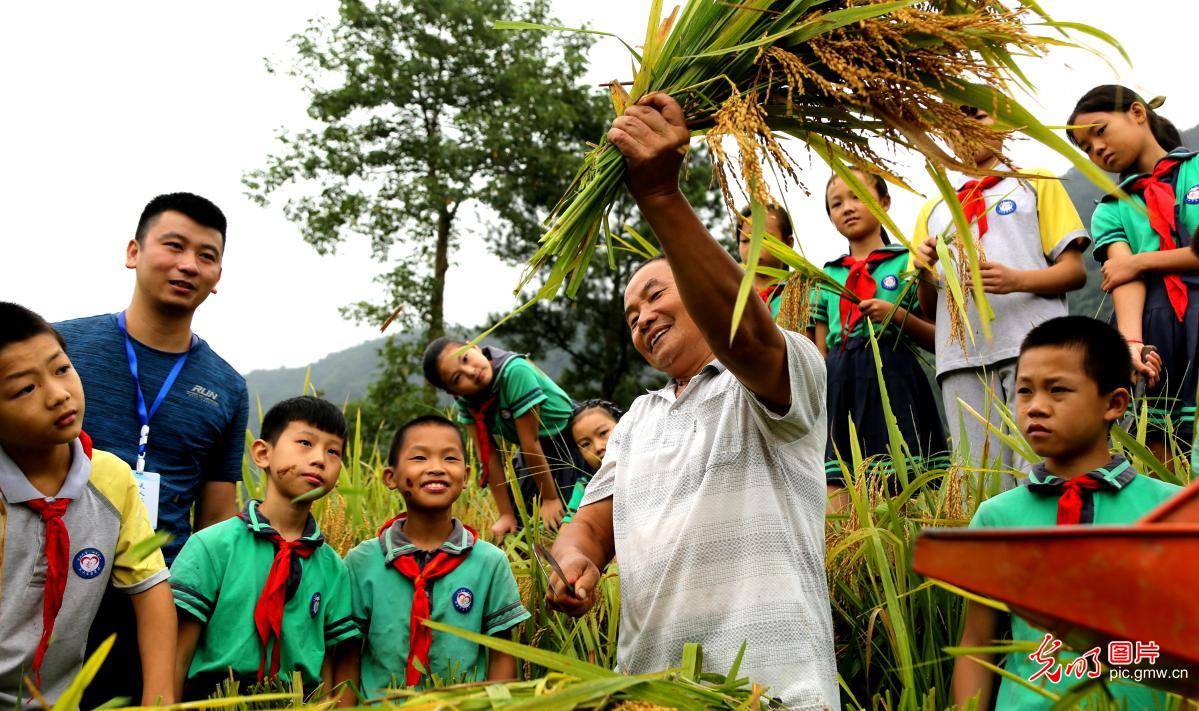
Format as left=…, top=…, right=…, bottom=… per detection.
left=857, top=299, right=894, bottom=323
left=545, top=551, right=601, bottom=618
left=1130, top=342, right=1162, bottom=389
left=490, top=513, right=518, bottom=541
left=1101, top=252, right=1143, bottom=292
left=976, top=260, right=1025, bottom=295
left=916, top=236, right=940, bottom=270
left=540, top=497, right=566, bottom=532
left=608, top=93, right=690, bottom=205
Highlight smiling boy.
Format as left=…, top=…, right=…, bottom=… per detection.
left=0, top=303, right=175, bottom=708
left=170, top=397, right=358, bottom=700
left=336, top=415, right=527, bottom=700
left=951, top=316, right=1179, bottom=710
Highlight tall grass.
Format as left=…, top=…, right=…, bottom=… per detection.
left=222, top=341, right=1198, bottom=710
left=51, top=359, right=1188, bottom=708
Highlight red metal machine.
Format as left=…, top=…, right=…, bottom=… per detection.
left=913, top=478, right=1199, bottom=697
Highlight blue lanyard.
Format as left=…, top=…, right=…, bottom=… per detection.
left=116, top=311, right=191, bottom=471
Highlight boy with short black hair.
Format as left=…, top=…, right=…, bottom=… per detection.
left=171, top=396, right=358, bottom=700
left=952, top=315, right=1179, bottom=710
left=0, top=302, right=175, bottom=707
left=336, top=414, right=528, bottom=700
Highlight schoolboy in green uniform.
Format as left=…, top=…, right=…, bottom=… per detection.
left=0, top=303, right=175, bottom=708
left=423, top=338, right=584, bottom=538
left=336, top=415, right=528, bottom=700
left=171, top=397, right=358, bottom=700
left=952, top=316, right=1179, bottom=710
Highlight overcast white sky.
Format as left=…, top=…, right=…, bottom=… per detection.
left=3, top=1, right=1196, bottom=372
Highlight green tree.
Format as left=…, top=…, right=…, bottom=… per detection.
left=244, top=0, right=606, bottom=342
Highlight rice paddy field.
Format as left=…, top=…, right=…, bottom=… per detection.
left=150, top=380, right=1186, bottom=711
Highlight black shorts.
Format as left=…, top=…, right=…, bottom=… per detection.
left=1128, top=277, right=1198, bottom=448
left=824, top=337, right=949, bottom=486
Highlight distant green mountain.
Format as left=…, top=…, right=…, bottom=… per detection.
left=243, top=336, right=391, bottom=422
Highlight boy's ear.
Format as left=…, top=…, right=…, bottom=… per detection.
left=381, top=466, right=400, bottom=491
left=1105, top=387, right=1131, bottom=423
left=250, top=439, right=272, bottom=470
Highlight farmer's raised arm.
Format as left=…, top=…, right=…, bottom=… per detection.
left=609, top=93, right=791, bottom=411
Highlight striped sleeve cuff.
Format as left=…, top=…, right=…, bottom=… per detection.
left=325, top=615, right=361, bottom=647
left=115, top=567, right=170, bottom=596
left=1047, top=229, right=1090, bottom=261
left=171, top=581, right=214, bottom=623
left=482, top=601, right=530, bottom=636
left=507, top=389, right=548, bottom=419
left=1090, top=232, right=1129, bottom=262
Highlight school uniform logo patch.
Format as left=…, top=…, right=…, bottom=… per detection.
left=452, top=587, right=474, bottom=613
left=310, top=592, right=321, bottom=617
left=880, top=275, right=899, bottom=291
left=1186, top=185, right=1199, bottom=204
left=73, top=548, right=105, bottom=579
left=996, top=199, right=1017, bottom=215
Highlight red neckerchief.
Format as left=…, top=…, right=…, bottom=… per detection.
left=1055, top=475, right=1106, bottom=525
left=240, top=506, right=323, bottom=682
left=832, top=251, right=893, bottom=340
left=467, top=394, right=497, bottom=488
left=25, top=430, right=92, bottom=685
left=1130, top=158, right=1188, bottom=321
left=956, top=175, right=1005, bottom=238
left=757, top=283, right=784, bottom=305
left=380, top=515, right=476, bottom=686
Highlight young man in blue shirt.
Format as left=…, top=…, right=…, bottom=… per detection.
left=55, top=192, right=248, bottom=704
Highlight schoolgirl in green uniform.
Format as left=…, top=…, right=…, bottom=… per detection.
left=1069, top=85, right=1199, bottom=461
left=564, top=399, right=623, bottom=521
left=815, top=170, right=947, bottom=499
left=735, top=204, right=795, bottom=320
left=422, top=338, right=584, bottom=538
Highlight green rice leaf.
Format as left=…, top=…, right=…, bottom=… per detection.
left=492, top=20, right=642, bottom=63
left=729, top=196, right=766, bottom=345
left=424, top=619, right=617, bottom=680
left=126, top=531, right=173, bottom=563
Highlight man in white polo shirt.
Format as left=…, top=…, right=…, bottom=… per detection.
left=547, top=93, right=838, bottom=709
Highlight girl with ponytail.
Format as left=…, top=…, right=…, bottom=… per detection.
left=1070, top=85, right=1199, bottom=460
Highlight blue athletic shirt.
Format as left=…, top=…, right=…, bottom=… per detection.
left=55, top=314, right=249, bottom=562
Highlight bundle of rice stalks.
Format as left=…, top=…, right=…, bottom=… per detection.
left=497, top=0, right=1124, bottom=342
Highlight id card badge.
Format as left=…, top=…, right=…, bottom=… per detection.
left=134, top=470, right=161, bottom=528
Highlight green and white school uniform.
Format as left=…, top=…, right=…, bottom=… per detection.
left=969, top=458, right=1178, bottom=710
left=344, top=517, right=529, bottom=694
left=171, top=501, right=358, bottom=698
